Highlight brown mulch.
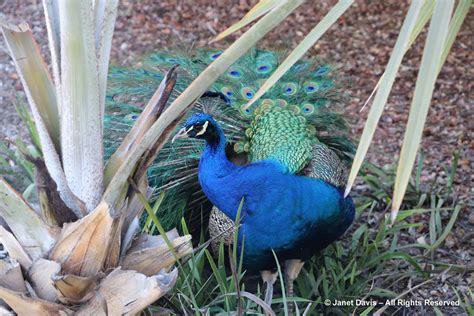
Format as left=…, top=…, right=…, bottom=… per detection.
left=0, top=0, right=472, bottom=314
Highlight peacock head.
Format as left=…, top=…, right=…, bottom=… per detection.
left=172, top=113, right=222, bottom=145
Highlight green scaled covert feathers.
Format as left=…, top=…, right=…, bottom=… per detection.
left=245, top=99, right=315, bottom=173
left=104, top=48, right=353, bottom=231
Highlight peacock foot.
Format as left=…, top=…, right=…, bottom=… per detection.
left=285, top=259, right=305, bottom=315
left=261, top=270, right=278, bottom=312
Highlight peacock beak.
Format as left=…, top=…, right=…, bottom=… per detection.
left=172, top=127, right=190, bottom=143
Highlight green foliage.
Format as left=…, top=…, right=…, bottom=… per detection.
left=0, top=139, right=36, bottom=198
left=147, top=200, right=464, bottom=315
left=15, top=100, right=42, bottom=153
left=453, top=287, right=474, bottom=316
left=0, top=101, right=43, bottom=201
left=356, top=149, right=462, bottom=210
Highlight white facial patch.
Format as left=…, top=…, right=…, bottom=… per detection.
left=196, top=120, right=209, bottom=136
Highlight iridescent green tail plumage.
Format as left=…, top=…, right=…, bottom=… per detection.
left=104, top=48, right=353, bottom=231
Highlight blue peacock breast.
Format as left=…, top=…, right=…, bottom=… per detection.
left=199, top=155, right=354, bottom=272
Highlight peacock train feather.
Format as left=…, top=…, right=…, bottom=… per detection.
left=104, top=48, right=354, bottom=232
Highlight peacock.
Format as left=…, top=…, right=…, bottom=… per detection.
left=104, top=48, right=355, bottom=306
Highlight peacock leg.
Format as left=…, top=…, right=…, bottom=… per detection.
left=285, top=259, right=305, bottom=314
left=261, top=270, right=278, bottom=308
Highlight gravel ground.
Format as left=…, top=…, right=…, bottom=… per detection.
left=0, top=0, right=472, bottom=314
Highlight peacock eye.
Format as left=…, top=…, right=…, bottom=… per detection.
left=210, top=52, right=221, bottom=60
left=124, top=113, right=140, bottom=122
left=227, top=67, right=243, bottom=79
left=240, top=87, right=255, bottom=100
left=281, top=82, right=298, bottom=95
left=304, top=81, right=319, bottom=94
left=194, top=123, right=203, bottom=130
left=221, top=86, right=234, bottom=99
left=256, top=64, right=271, bottom=74
left=300, top=103, right=315, bottom=115
left=190, top=120, right=210, bottom=137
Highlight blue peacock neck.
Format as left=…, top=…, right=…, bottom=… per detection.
left=200, top=119, right=237, bottom=175
left=198, top=119, right=242, bottom=220
left=203, top=120, right=226, bottom=153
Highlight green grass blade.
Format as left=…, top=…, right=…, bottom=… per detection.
left=391, top=0, right=455, bottom=220
left=446, top=149, right=460, bottom=195
left=344, top=0, right=425, bottom=197
left=15, top=102, right=42, bottom=154
left=360, top=305, right=376, bottom=316
left=135, top=191, right=179, bottom=259
left=272, top=250, right=288, bottom=316
left=244, top=0, right=353, bottom=110
left=395, top=208, right=450, bottom=222
left=143, top=191, right=165, bottom=233
left=351, top=224, right=368, bottom=250
left=205, top=249, right=230, bottom=311
left=414, top=150, right=425, bottom=192
left=232, top=198, right=244, bottom=265
left=22, top=183, right=36, bottom=200
left=425, top=205, right=461, bottom=254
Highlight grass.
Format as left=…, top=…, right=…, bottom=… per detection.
left=147, top=205, right=464, bottom=315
